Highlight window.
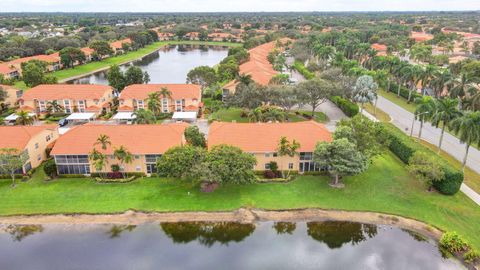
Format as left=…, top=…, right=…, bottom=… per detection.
left=38, top=100, right=46, bottom=112
left=288, top=163, right=294, bottom=169
left=175, top=100, right=182, bottom=112
left=135, top=155, right=140, bottom=159
left=273, top=153, right=278, bottom=157
left=264, top=163, right=271, bottom=170
left=35, top=143, right=39, bottom=149
left=299, top=152, right=313, bottom=161
left=264, top=153, right=270, bottom=157
left=137, top=100, right=144, bottom=109
left=78, top=100, right=86, bottom=112
left=37, top=154, right=41, bottom=161
left=55, top=155, right=90, bottom=175
left=46, top=135, right=51, bottom=142
left=136, top=166, right=141, bottom=171
left=146, top=164, right=157, bottom=174
left=162, top=98, right=169, bottom=113
left=63, top=100, right=71, bottom=113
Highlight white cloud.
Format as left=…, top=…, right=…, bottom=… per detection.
left=1, top=0, right=479, bottom=12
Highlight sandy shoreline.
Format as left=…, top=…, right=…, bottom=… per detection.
left=0, top=208, right=443, bottom=240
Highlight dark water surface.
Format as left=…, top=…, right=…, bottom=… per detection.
left=70, top=45, right=228, bottom=85
left=0, top=221, right=464, bottom=270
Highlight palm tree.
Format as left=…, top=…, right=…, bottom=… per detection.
left=159, top=87, right=172, bottom=99
left=352, top=75, right=378, bottom=113
left=430, top=69, right=452, bottom=98
left=449, top=73, right=473, bottom=110
left=113, top=145, right=134, bottom=178
left=430, top=98, right=462, bottom=153
left=248, top=107, right=263, bottom=122
left=94, top=134, right=111, bottom=150
left=89, top=148, right=107, bottom=177
left=132, top=109, right=156, bottom=124
left=419, top=64, right=438, bottom=96
left=393, top=61, right=408, bottom=97
left=412, top=96, right=435, bottom=139
left=237, top=74, right=253, bottom=86
left=450, top=111, right=480, bottom=169
left=277, top=137, right=301, bottom=179
left=467, top=85, right=480, bottom=111
left=46, top=100, right=64, bottom=114
left=15, top=111, right=34, bottom=126
left=146, top=92, right=161, bottom=119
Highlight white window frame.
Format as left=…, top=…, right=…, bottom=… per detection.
left=63, top=99, right=71, bottom=113
left=162, top=98, right=169, bottom=113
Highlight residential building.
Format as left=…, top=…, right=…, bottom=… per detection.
left=185, top=32, right=200, bottom=40
left=110, top=38, right=132, bottom=54
left=7, top=54, right=62, bottom=73
left=118, top=84, right=202, bottom=113
left=0, top=125, right=59, bottom=173
left=410, top=31, right=434, bottom=43
left=50, top=123, right=188, bottom=175
left=0, top=85, right=23, bottom=107
left=371, top=43, right=388, bottom=56
left=19, top=84, right=113, bottom=115
left=208, top=121, right=333, bottom=173
left=0, top=64, right=20, bottom=80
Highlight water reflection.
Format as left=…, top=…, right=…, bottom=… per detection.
left=161, top=222, right=255, bottom=247
left=70, top=45, right=228, bottom=85
left=106, top=224, right=136, bottom=239
left=2, top=225, right=44, bottom=242
left=273, top=222, right=296, bottom=235
left=307, top=221, right=377, bottom=249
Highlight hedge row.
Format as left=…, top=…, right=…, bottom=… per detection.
left=330, top=96, right=360, bottom=117
left=292, top=60, right=315, bottom=80
left=383, top=123, right=463, bottom=195
left=386, top=82, right=422, bottom=102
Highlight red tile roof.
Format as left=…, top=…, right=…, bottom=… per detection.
left=208, top=121, right=332, bottom=152
left=0, top=63, right=18, bottom=75
left=120, top=84, right=201, bottom=101
left=410, top=32, right=434, bottom=42
left=110, top=38, right=132, bottom=49
left=51, top=123, right=188, bottom=155
left=0, top=125, right=57, bottom=151
left=8, top=54, right=60, bottom=65
left=371, top=43, right=387, bottom=52
left=21, top=84, right=113, bottom=101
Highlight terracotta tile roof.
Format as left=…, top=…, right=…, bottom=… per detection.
left=184, top=105, right=198, bottom=111
left=8, top=54, right=60, bottom=65
left=410, top=32, right=434, bottom=42
left=371, top=43, right=387, bottom=52
left=110, top=38, right=132, bottom=49
left=81, top=47, right=95, bottom=56
left=0, top=64, right=18, bottom=75
left=232, top=41, right=278, bottom=87
left=21, top=84, right=113, bottom=101
left=0, top=125, right=57, bottom=151
left=120, top=84, right=201, bottom=100
left=51, top=123, right=188, bottom=155
left=18, top=105, right=35, bottom=112
left=208, top=121, right=332, bottom=152
left=118, top=105, right=134, bottom=112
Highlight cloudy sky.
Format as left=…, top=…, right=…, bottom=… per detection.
left=1, top=0, right=479, bottom=12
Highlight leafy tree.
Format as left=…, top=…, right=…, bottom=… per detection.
left=431, top=98, right=462, bottom=152
left=132, top=109, right=156, bottom=124
left=273, top=222, right=296, bottom=235
left=113, top=145, right=134, bottom=178
left=352, top=75, right=378, bottom=113
left=296, top=78, right=334, bottom=116
left=106, top=64, right=126, bottom=91
left=157, top=145, right=206, bottom=179
left=314, top=138, right=368, bottom=186
left=186, top=66, right=218, bottom=89
left=146, top=92, right=161, bottom=118
left=407, top=152, right=445, bottom=191
left=22, top=61, right=46, bottom=87
left=276, top=137, right=300, bottom=179
left=125, top=66, right=147, bottom=85
left=0, top=148, right=28, bottom=187
left=184, top=126, right=207, bottom=148
left=89, top=40, right=114, bottom=59
left=217, top=59, right=239, bottom=82
left=270, top=85, right=298, bottom=112
left=450, top=111, right=480, bottom=169
left=46, top=100, right=64, bottom=114
left=43, top=159, right=57, bottom=178
left=89, top=148, right=107, bottom=175
left=206, top=145, right=257, bottom=184
left=226, top=83, right=270, bottom=109
left=412, top=96, right=435, bottom=140
left=15, top=111, right=34, bottom=126
left=59, top=47, right=86, bottom=68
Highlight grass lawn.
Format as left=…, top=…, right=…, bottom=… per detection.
left=0, top=152, right=479, bottom=250
left=210, top=108, right=328, bottom=123
left=378, top=89, right=417, bottom=113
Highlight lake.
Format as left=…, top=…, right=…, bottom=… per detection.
left=70, top=45, right=229, bottom=85
left=0, top=221, right=464, bottom=270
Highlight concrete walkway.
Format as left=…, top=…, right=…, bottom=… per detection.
left=294, top=101, right=347, bottom=132
left=376, top=95, right=480, bottom=206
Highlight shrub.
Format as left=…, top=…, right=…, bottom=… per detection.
left=293, top=60, right=314, bottom=80
left=383, top=123, right=463, bottom=195
left=43, top=159, right=57, bottom=178
left=58, top=174, right=87, bottom=178
left=330, top=96, right=359, bottom=117
left=463, top=249, right=480, bottom=263
left=268, top=161, right=279, bottom=172
left=0, top=174, right=23, bottom=179
left=439, top=232, right=470, bottom=254
left=106, top=172, right=123, bottom=179
left=264, top=170, right=276, bottom=179
left=111, top=164, right=120, bottom=172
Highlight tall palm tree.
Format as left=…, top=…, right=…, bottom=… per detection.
left=113, top=145, right=134, bottom=178
left=46, top=100, right=64, bottom=113
left=467, top=85, right=480, bottom=111
left=449, top=73, right=473, bottom=110
left=393, top=61, right=409, bottom=97
left=450, top=111, right=480, bottom=169
left=412, top=96, right=435, bottom=139
left=147, top=92, right=161, bottom=119
left=132, top=108, right=156, bottom=124
left=431, top=98, right=462, bottom=153
left=430, top=68, right=452, bottom=98
left=15, top=111, right=34, bottom=126
left=159, top=87, right=172, bottom=99
left=89, top=148, right=107, bottom=177
left=277, top=136, right=300, bottom=179
left=94, top=134, right=111, bottom=150
left=419, top=64, right=438, bottom=96
left=352, top=75, right=378, bottom=113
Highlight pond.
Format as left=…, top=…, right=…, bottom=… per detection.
left=69, top=44, right=229, bottom=84
left=0, top=221, right=464, bottom=270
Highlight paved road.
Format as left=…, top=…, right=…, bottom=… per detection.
left=294, top=101, right=347, bottom=132
left=376, top=96, right=480, bottom=205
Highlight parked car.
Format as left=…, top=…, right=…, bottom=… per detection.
left=58, top=118, right=69, bottom=127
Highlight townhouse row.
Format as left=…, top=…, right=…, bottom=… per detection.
left=0, top=121, right=332, bottom=176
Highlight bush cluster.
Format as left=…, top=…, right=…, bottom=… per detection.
left=330, top=96, right=360, bottom=117
left=293, top=60, right=315, bottom=80
left=386, top=82, right=421, bottom=101
left=383, top=123, right=463, bottom=195
left=439, top=231, right=479, bottom=264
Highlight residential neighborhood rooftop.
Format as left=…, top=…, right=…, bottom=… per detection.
left=0, top=125, right=57, bottom=151
left=120, top=84, right=202, bottom=100
left=20, top=84, right=113, bottom=101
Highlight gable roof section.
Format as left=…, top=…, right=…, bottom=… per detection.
left=21, top=84, right=112, bottom=101
left=50, top=123, right=188, bottom=155
left=120, top=84, right=201, bottom=100
left=208, top=121, right=332, bottom=152
left=0, top=125, right=57, bottom=151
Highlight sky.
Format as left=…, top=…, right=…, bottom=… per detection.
left=1, top=0, right=479, bottom=12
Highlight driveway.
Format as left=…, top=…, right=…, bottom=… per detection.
left=376, top=95, right=480, bottom=205
left=294, top=101, right=347, bottom=132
